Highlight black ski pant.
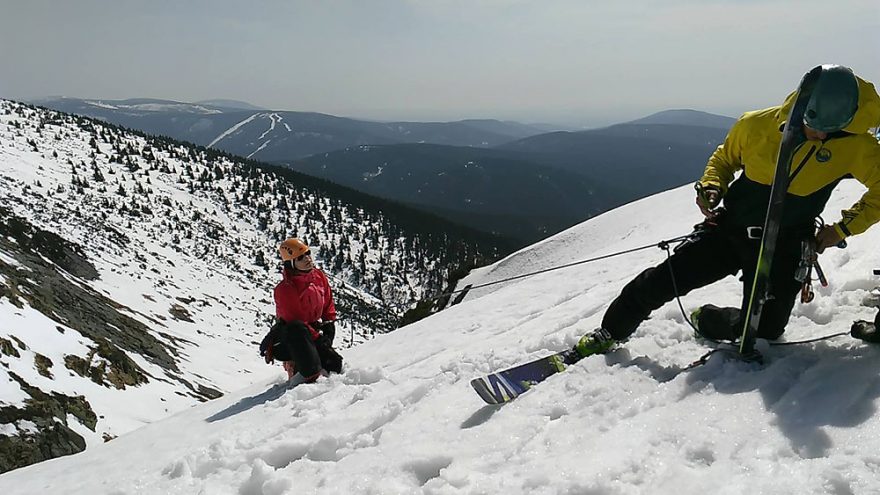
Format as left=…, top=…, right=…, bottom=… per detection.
left=601, top=217, right=812, bottom=341
left=271, top=321, right=343, bottom=377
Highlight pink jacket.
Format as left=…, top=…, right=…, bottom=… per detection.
left=273, top=268, right=337, bottom=340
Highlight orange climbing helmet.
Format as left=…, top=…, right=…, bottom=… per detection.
left=278, top=238, right=309, bottom=262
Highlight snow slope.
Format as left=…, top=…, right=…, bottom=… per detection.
left=0, top=101, right=490, bottom=469
left=1, top=180, right=879, bottom=494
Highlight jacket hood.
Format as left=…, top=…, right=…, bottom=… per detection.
left=777, top=75, right=880, bottom=134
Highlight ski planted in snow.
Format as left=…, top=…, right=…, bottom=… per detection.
left=470, top=348, right=584, bottom=404
left=738, top=65, right=823, bottom=360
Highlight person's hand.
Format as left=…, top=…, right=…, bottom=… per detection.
left=815, top=224, right=844, bottom=254
left=259, top=321, right=282, bottom=364
left=695, top=185, right=721, bottom=217
left=260, top=342, right=274, bottom=364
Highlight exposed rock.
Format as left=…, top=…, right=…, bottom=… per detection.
left=0, top=211, right=178, bottom=372
left=0, top=372, right=97, bottom=474
left=0, top=337, right=19, bottom=358
left=168, top=304, right=194, bottom=323
left=63, top=339, right=149, bottom=390
left=34, top=353, right=53, bottom=379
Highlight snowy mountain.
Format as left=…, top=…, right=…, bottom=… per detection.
left=194, top=100, right=267, bottom=112
left=1, top=157, right=878, bottom=492
left=0, top=100, right=503, bottom=472
left=34, top=97, right=547, bottom=161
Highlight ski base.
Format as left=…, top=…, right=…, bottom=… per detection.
left=471, top=349, right=582, bottom=404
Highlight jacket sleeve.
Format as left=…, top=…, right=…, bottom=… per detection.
left=700, top=116, right=747, bottom=194
left=835, top=142, right=880, bottom=238
left=320, top=271, right=337, bottom=322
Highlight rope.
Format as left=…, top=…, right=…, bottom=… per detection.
left=427, top=234, right=697, bottom=304
left=328, top=233, right=698, bottom=339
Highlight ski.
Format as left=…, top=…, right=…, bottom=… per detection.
left=471, top=348, right=583, bottom=404
left=738, top=66, right=823, bottom=359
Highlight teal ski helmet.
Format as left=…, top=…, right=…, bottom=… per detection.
left=803, top=65, right=859, bottom=133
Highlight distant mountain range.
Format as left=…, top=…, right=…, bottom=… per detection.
left=288, top=110, right=734, bottom=241
left=32, top=97, right=735, bottom=244
left=34, top=97, right=549, bottom=161
left=289, top=144, right=616, bottom=240
left=624, top=108, right=735, bottom=128
left=494, top=114, right=733, bottom=204
left=194, top=99, right=267, bottom=111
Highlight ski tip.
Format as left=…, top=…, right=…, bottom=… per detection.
left=470, top=377, right=503, bottom=405
left=470, top=376, right=519, bottom=405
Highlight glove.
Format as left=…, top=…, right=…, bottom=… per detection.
left=695, top=183, right=722, bottom=218
left=259, top=333, right=275, bottom=363
left=317, top=321, right=336, bottom=346
left=259, top=319, right=284, bottom=364
left=815, top=224, right=845, bottom=254
left=263, top=345, right=274, bottom=364
left=851, top=320, right=880, bottom=343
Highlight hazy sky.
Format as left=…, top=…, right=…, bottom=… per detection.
left=1, top=0, right=878, bottom=127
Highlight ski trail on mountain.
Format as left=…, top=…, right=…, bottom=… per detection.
left=207, top=112, right=260, bottom=147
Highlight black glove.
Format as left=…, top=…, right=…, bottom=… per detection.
left=259, top=320, right=284, bottom=363
left=319, top=321, right=336, bottom=346
left=695, top=182, right=722, bottom=217
left=851, top=320, right=880, bottom=343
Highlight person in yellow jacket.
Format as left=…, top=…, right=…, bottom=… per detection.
left=576, top=64, right=880, bottom=355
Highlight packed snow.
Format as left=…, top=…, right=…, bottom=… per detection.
left=2, top=175, right=879, bottom=493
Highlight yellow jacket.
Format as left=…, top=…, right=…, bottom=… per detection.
left=700, top=76, right=880, bottom=238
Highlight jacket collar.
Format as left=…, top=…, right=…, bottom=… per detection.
left=282, top=267, right=312, bottom=283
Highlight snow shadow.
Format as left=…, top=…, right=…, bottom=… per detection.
left=460, top=404, right=503, bottom=429
left=605, top=348, right=688, bottom=383
left=683, top=343, right=880, bottom=459
left=205, top=377, right=304, bottom=423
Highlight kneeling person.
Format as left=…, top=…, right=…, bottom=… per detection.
left=259, top=238, right=343, bottom=381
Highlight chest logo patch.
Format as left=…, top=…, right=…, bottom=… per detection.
left=816, top=148, right=832, bottom=163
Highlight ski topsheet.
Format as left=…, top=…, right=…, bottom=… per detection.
left=739, top=66, right=823, bottom=357
left=470, top=349, right=583, bottom=404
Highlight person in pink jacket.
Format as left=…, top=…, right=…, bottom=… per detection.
left=259, top=238, right=342, bottom=382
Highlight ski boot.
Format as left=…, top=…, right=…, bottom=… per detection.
left=851, top=318, right=880, bottom=343
left=575, top=328, right=615, bottom=358
left=691, top=304, right=740, bottom=342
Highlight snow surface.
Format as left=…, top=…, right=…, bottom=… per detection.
left=1, top=175, right=879, bottom=493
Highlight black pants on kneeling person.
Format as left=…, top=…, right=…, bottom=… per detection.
left=262, top=320, right=343, bottom=378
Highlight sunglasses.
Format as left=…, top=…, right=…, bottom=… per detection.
left=296, top=250, right=312, bottom=262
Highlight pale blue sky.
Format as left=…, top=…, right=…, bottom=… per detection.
left=1, top=0, right=877, bottom=127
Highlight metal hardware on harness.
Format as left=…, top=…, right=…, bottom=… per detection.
left=800, top=267, right=815, bottom=303
left=813, top=261, right=828, bottom=286
left=794, top=239, right=815, bottom=283
left=746, top=226, right=763, bottom=240
left=797, top=239, right=820, bottom=304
